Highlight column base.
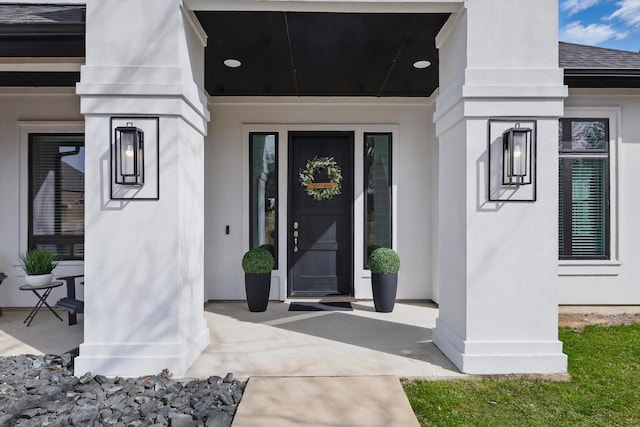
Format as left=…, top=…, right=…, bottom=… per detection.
left=434, top=317, right=568, bottom=375
left=75, top=322, right=210, bottom=378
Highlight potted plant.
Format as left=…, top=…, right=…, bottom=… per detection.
left=19, top=249, right=59, bottom=286
left=368, top=247, right=400, bottom=312
left=242, top=248, right=275, bottom=312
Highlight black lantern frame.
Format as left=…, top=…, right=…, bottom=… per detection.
left=487, top=119, right=537, bottom=203
left=502, top=123, right=532, bottom=186
left=109, top=117, right=159, bottom=201
left=114, top=122, right=144, bottom=186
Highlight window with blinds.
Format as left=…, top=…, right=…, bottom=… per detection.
left=29, top=134, right=85, bottom=260
left=558, top=119, right=609, bottom=259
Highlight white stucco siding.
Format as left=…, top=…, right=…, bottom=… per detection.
left=561, top=89, right=640, bottom=304
left=205, top=97, right=437, bottom=301
left=466, top=0, right=558, bottom=70
left=0, top=89, right=84, bottom=307
left=434, top=120, right=467, bottom=336
left=85, top=1, right=179, bottom=68
left=465, top=117, right=561, bottom=341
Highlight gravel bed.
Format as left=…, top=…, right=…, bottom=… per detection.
left=0, top=353, right=245, bottom=426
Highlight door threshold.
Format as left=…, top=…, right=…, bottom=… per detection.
left=286, top=295, right=356, bottom=303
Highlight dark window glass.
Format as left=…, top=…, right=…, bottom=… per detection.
left=29, top=134, right=85, bottom=260
left=364, top=133, right=392, bottom=267
left=249, top=133, right=278, bottom=266
left=558, top=119, right=609, bottom=259
left=559, top=120, right=607, bottom=151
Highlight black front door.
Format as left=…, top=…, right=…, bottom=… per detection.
left=288, top=131, right=354, bottom=296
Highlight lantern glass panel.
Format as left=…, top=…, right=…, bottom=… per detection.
left=114, top=125, right=144, bottom=186
left=511, top=131, right=528, bottom=177
left=120, top=131, right=136, bottom=176
left=502, top=126, right=532, bottom=186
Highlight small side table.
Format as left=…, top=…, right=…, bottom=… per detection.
left=19, top=281, right=64, bottom=327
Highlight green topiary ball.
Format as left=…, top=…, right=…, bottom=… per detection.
left=368, top=247, right=400, bottom=274
left=242, top=248, right=275, bottom=273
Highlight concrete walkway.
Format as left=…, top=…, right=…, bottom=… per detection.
left=232, top=376, right=420, bottom=427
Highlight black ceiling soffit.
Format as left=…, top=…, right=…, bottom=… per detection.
left=195, top=11, right=449, bottom=97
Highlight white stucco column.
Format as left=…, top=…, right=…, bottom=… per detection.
left=433, top=0, right=568, bottom=374
left=74, top=0, right=210, bottom=377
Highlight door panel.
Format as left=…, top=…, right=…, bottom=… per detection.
left=288, top=131, right=353, bottom=296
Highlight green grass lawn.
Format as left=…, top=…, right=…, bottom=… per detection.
left=403, top=324, right=640, bottom=426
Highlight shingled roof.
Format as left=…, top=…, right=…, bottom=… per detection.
left=0, top=4, right=85, bottom=57
left=560, top=42, right=640, bottom=88
left=560, top=42, right=640, bottom=69
left=0, top=4, right=85, bottom=25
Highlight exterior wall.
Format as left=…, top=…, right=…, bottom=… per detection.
left=205, top=97, right=437, bottom=301
left=433, top=0, right=568, bottom=374
left=0, top=89, right=84, bottom=307
left=561, top=89, right=640, bottom=304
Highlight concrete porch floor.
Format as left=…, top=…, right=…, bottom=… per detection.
left=0, top=301, right=463, bottom=379
left=0, top=308, right=83, bottom=356
left=187, top=300, right=463, bottom=380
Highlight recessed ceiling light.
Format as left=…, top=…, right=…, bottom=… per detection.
left=413, top=60, right=431, bottom=69
left=224, top=59, right=241, bottom=68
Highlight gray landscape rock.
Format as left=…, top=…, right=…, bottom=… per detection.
left=169, top=413, right=194, bottom=427
left=206, top=411, right=233, bottom=427
left=0, top=354, right=244, bottom=427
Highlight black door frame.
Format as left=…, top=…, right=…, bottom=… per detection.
left=287, top=131, right=354, bottom=297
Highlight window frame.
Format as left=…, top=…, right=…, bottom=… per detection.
left=28, top=133, right=85, bottom=261
left=558, top=118, right=610, bottom=260
left=363, top=132, right=393, bottom=269
left=18, top=121, right=85, bottom=267
left=558, top=108, right=620, bottom=276
left=248, top=132, right=279, bottom=268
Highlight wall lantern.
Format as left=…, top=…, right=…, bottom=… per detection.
left=502, top=123, right=532, bottom=185
left=114, top=122, right=144, bottom=186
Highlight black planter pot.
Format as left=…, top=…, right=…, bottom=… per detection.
left=244, top=273, right=271, bottom=312
left=371, top=273, right=398, bottom=313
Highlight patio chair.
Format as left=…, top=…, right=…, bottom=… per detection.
left=54, top=274, right=84, bottom=325
left=0, top=272, right=6, bottom=316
